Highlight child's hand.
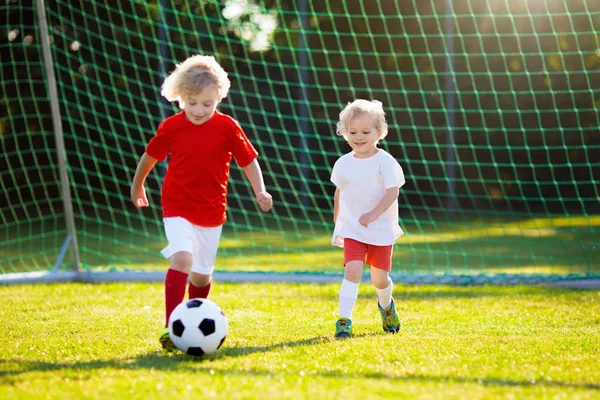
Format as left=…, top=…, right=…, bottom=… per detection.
left=358, top=211, right=377, bottom=227
left=256, top=191, right=273, bottom=212
left=131, top=185, right=149, bottom=208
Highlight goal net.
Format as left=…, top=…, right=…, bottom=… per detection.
left=1, top=0, right=599, bottom=284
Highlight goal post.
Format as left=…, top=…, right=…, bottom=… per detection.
left=35, top=0, right=80, bottom=273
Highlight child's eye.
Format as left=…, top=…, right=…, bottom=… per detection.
left=348, top=131, right=356, bottom=135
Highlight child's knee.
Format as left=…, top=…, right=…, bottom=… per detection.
left=190, top=272, right=211, bottom=287
left=344, top=260, right=364, bottom=282
left=370, top=269, right=391, bottom=289
left=170, top=251, right=193, bottom=272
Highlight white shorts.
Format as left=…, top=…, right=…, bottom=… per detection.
left=161, top=217, right=223, bottom=275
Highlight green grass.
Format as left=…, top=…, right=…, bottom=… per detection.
left=1, top=283, right=599, bottom=399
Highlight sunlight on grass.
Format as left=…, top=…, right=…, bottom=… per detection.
left=518, top=216, right=600, bottom=229
left=400, top=226, right=557, bottom=244
left=218, top=251, right=341, bottom=271
left=1, top=283, right=599, bottom=399
left=3, top=215, right=599, bottom=276
left=476, top=265, right=580, bottom=275
left=220, top=215, right=600, bottom=248
left=219, top=231, right=331, bottom=249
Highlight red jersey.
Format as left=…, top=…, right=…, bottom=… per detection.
left=145, top=111, right=258, bottom=227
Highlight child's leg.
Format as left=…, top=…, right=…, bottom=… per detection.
left=186, top=224, right=221, bottom=300
left=189, top=272, right=212, bottom=299
left=367, top=245, right=400, bottom=333
left=165, top=251, right=192, bottom=327
left=339, top=260, right=363, bottom=319
left=371, top=267, right=392, bottom=309
left=366, top=244, right=394, bottom=309
left=161, top=217, right=197, bottom=328
left=374, top=269, right=400, bottom=333
left=371, top=269, right=400, bottom=333
left=373, top=268, right=399, bottom=334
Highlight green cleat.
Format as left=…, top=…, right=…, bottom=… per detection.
left=378, top=299, right=400, bottom=333
left=159, top=327, right=177, bottom=352
left=334, top=318, right=353, bottom=339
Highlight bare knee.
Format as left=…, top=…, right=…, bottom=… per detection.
left=344, top=261, right=364, bottom=283
left=170, top=251, right=192, bottom=273
left=189, top=272, right=211, bottom=287
left=370, top=268, right=390, bottom=289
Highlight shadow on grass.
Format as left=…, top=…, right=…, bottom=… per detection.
left=210, top=336, right=331, bottom=359
left=0, top=336, right=329, bottom=379
left=1, top=348, right=598, bottom=391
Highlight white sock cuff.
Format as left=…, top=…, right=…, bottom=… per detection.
left=340, top=279, right=359, bottom=299
left=386, top=279, right=393, bottom=292
left=375, top=279, right=393, bottom=309
left=376, top=279, right=393, bottom=295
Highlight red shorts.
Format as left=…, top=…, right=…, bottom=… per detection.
left=343, top=238, right=393, bottom=271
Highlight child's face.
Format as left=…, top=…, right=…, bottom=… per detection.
left=181, top=85, right=220, bottom=125
left=345, top=113, right=382, bottom=158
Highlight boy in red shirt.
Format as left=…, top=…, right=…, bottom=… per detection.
left=130, top=55, right=273, bottom=351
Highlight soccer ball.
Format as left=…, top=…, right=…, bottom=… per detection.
left=168, top=298, right=228, bottom=356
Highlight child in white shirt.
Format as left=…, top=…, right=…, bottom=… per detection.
left=330, top=99, right=406, bottom=338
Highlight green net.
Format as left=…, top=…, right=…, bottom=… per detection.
left=1, top=0, right=599, bottom=282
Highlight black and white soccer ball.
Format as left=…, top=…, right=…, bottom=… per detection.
left=168, top=298, right=228, bottom=356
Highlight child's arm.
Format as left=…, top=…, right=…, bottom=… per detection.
left=358, top=186, right=400, bottom=227
left=130, top=152, right=158, bottom=208
left=334, top=188, right=340, bottom=223
left=242, top=159, right=273, bottom=212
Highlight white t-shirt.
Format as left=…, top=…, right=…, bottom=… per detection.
left=330, top=149, right=405, bottom=247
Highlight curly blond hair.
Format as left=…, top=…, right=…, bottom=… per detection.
left=161, top=55, right=231, bottom=103
left=336, top=99, right=388, bottom=140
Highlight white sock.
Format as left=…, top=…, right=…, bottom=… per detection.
left=339, top=279, right=359, bottom=319
left=376, top=279, right=393, bottom=309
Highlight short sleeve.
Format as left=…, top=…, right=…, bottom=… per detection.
left=383, top=157, right=406, bottom=189
left=231, top=120, right=258, bottom=168
left=145, top=120, right=172, bottom=162
left=330, top=159, right=340, bottom=187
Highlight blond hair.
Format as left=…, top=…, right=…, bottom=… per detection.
left=336, top=99, right=388, bottom=140
left=161, top=55, right=231, bottom=103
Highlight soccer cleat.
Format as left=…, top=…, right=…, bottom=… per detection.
left=334, top=318, right=353, bottom=339
left=159, top=327, right=177, bottom=352
left=378, top=298, right=400, bottom=333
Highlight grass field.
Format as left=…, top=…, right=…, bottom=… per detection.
left=1, top=282, right=599, bottom=399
